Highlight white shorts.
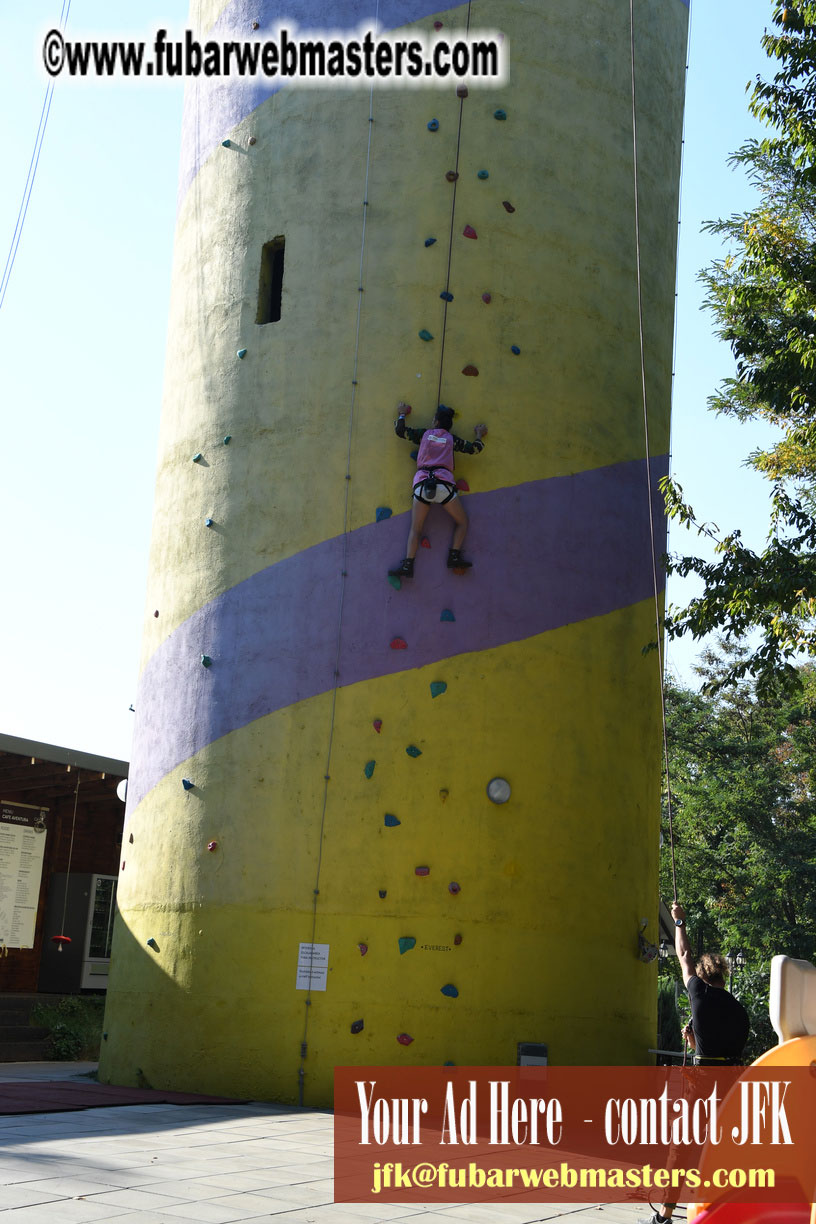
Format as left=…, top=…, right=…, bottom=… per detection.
left=413, top=478, right=457, bottom=505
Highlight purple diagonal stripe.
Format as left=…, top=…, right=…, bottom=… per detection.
left=127, top=457, right=667, bottom=813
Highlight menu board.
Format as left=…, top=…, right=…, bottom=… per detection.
left=0, top=803, right=48, bottom=949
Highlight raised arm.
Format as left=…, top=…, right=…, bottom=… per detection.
left=395, top=402, right=424, bottom=444
left=671, top=901, right=697, bottom=986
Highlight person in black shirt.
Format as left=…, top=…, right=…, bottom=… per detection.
left=643, top=900, right=750, bottom=1224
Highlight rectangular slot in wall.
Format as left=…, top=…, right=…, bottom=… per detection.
left=257, top=236, right=285, bottom=324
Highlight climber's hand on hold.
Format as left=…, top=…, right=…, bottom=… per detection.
left=474, top=423, right=487, bottom=439
left=396, top=401, right=411, bottom=417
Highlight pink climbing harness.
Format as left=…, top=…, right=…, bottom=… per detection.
left=413, top=429, right=457, bottom=505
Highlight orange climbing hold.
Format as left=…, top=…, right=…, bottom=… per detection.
left=420, top=536, right=431, bottom=549
left=462, top=365, right=479, bottom=377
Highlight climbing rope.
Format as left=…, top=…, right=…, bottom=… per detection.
left=628, top=0, right=681, bottom=902
left=57, top=771, right=81, bottom=940
left=297, top=6, right=381, bottom=1103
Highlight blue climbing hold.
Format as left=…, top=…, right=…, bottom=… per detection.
left=222, top=138, right=232, bottom=147
left=427, top=119, right=439, bottom=131
left=387, top=574, right=401, bottom=591
left=444, top=1060, right=456, bottom=1066
left=376, top=507, right=392, bottom=522
left=424, top=237, right=437, bottom=247
left=419, top=329, right=433, bottom=342
left=511, top=345, right=521, bottom=355
left=384, top=813, right=401, bottom=827
left=441, top=983, right=459, bottom=998
left=223, top=435, right=232, bottom=445
left=364, top=760, right=376, bottom=779
left=494, top=109, right=507, bottom=120
left=237, top=348, right=247, bottom=359
left=406, top=745, right=422, bottom=758
left=440, top=608, right=456, bottom=622
left=430, top=681, right=447, bottom=699
left=410, top=449, right=419, bottom=460
left=182, top=778, right=194, bottom=791
left=204, top=518, right=214, bottom=528
left=147, top=938, right=159, bottom=950
left=351, top=1019, right=364, bottom=1034
left=399, top=936, right=416, bottom=955
left=192, top=452, right=203, bottom=463
left=477, top=169, right=489, bottom=179
left=201, top=655, right=212, bottom=668
left=440, top=291, right=453, bottom=302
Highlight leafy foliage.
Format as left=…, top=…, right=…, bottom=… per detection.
left=31, top=995, right=105, bottom=1061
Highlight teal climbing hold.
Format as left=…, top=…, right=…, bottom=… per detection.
left=192, top=452, right=203, bottom=463
left=387, top=574, right=401, bottom=591
left=419, top=329, right=433, bottom=342
left=237, top=348, right=247, bottom=359
left=398, top=936, right=416, bottom=955
left=444, top=1060, right=456, bottom=1066
left=147, top=938, right=159, bottom=951
left=201, top=654, right=213, bottom=668
left=376, top=507, right=392, bottom=521
left=364, top=760, right=376, bottom=779
left=494, top=109, right=507, bottom=120
left=222, top=138, right=232, bottom=147
left=440, top=609, right=456, bottom=622
left=384, top=813, right=401, bottom=827
left=223, top=435, right=232, bottom=445
left=406, top=745, right=422, bottom=758
left=427, top=119, right=439, bottom=131
left=441, top=983, right=459, bottom=998
left=477, top=170, right=489, bottom=179
left=440, top=291, right=453, bottom=302
left=425, top=238, right=437, bottom=247
left=430, top=682, right=447, bottom=699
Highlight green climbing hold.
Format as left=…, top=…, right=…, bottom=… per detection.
left=494, top=108, right=507, bottom=120
left=419, top=329, right=433, bottom=342
left=441, top=983, right=459, bottom=998
left=430, top=681, right=447, bottom=699
left=406, top=745, right=422, bottom=758
left=477, top=170, right=489, bottom=179
left=387, top=574, right=401, bottom=591
left=398, top=936, right=416, bottom=955
left=201, top=654, right=213, bottom=668
left=364, top=760, right=376, bottom=779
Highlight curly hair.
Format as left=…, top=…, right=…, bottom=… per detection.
left=696, top=952, right=729, bottom=987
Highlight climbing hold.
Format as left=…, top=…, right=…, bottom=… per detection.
left=494, top=109, right=507, bottom=120
left=201, top=654, right=212, bottom=667
left=376, top=506, right=392, bottom=521
left=207, top=841, right=217, bottom=852
left=398, top=936, right=416, bottom=954
left=406, top=745, right=422, bottom=757
left=433, top=19, right=443, bottom=29
left=223, top=435, right=232, bottom=445
left=373, top=719, right=383, bottom=733
left=410, top=449, right=419, bottom=460
left=502, top=200, right=516, bottom=213
left=454, top=933, right=463, bottom=945
left=384, top=813, right=401, bottom=827
left=481, top=292, right=492, bottom=304
left=440, top=608, right=455, bottom=622
left=463, top=225, right=477, bottom=239
left=511, top=345, right=521, bottom=355
left=424, top=237, right=437, bottom=247
left=204, top=518, right=214, bottom=528
left=221, top=139, right=231, bottom=148
left=444, top=1060, right=456, bottom=1066
left=457, top=84, right=468, bottom=98
left=441, top=983, right=459, bottom=998
left=390, top=638, right=408, bottom=650
left=439, top=788, right=449, bottom=802
left=237, top=348, right=247, bottom=359
left=358, top=943, right=368, bottom=956
left=154, top=610, right=159, bottom=617
left=448, top=881, right=461, bottom=894
left=400, top=403, right=412, bottom=415
left=477, top=170, right=489, bottom=180
left=378, top=889, right=387, bottom=899
left=418, top=330, right=433, bottom=342
left=364, top=760, right=376, bottom=779
left=415, top=865, right=430, bottom=876
left=147, top=938, right=159, bottom=950
left=192, top=452, right=203, bottom=463
left=182, top=778, right=194, bottom=791
left=462, top=365, right=478, bottom=377
left=387, top=575, right=401, bottom=591
left=446, top=170, right=459, bottom=183
left=440, top=291, right=454, bottom=302
left=249, top=137, right=256, bottom=145
left=427, top=119, right=439, bottom=131
left=128, top=833, right=134, bottom=844
left=456, top=479, right=470, bottom=492
left=420, top=537, right=431, bottom=549
left=252, top=20, right=260, bottom=29
left=430, top=681, right=447, bottom=699
left=351, top=1019, right=364, bottom=1034
left=397, top=1033, right=414, bottom=1045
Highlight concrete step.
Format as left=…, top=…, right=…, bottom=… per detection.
left=0, top=1026, right=51, bottom=1043
left=0, top=1040, right=51, bottom=1062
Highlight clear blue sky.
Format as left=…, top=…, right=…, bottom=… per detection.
left=0, top=2, right=780, bottom=761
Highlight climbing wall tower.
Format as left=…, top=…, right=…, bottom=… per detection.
left=100, top=0, right=689, bottom=1104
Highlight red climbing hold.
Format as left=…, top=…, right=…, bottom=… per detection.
left=446, top=171, right=459, bottom=183
left=502, top=200, right=516, bottom=213
left=358, top=943, right=368, bottom=956
left=415, top=866, right=430, bottom=876
left=397, top=1033, right=414, bottom=1045
left=373, top=719, right=383, bottom=733
left=454, top=933, right=463, bottom=945
left=448, top=881, right=461, bottom=894
left=463, top=225, right=477, bottom=239
left=433, top=20, right=443, bottom=29
left=207, top=841, right=217, bottom=852
left=420, top=536, right=431, bottom=549
left=390, top=637, right=408, bottom=650
left=456, top=479, right=470, bottom=492
left=462, top=365, right=478, bottom=377
left=482, top=292, right=491, bottom=304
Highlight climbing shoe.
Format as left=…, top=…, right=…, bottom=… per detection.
left=388, top=558, right=414, bottom=578
left=447, top=548, right=472, bottom=572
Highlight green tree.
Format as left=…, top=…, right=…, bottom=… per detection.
left=661, top=646, right=816, bottom=964
left=663, top=3, right=816, bottom=694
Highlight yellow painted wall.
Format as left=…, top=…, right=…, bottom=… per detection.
left=100, top=0, right=688, bottom=1106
